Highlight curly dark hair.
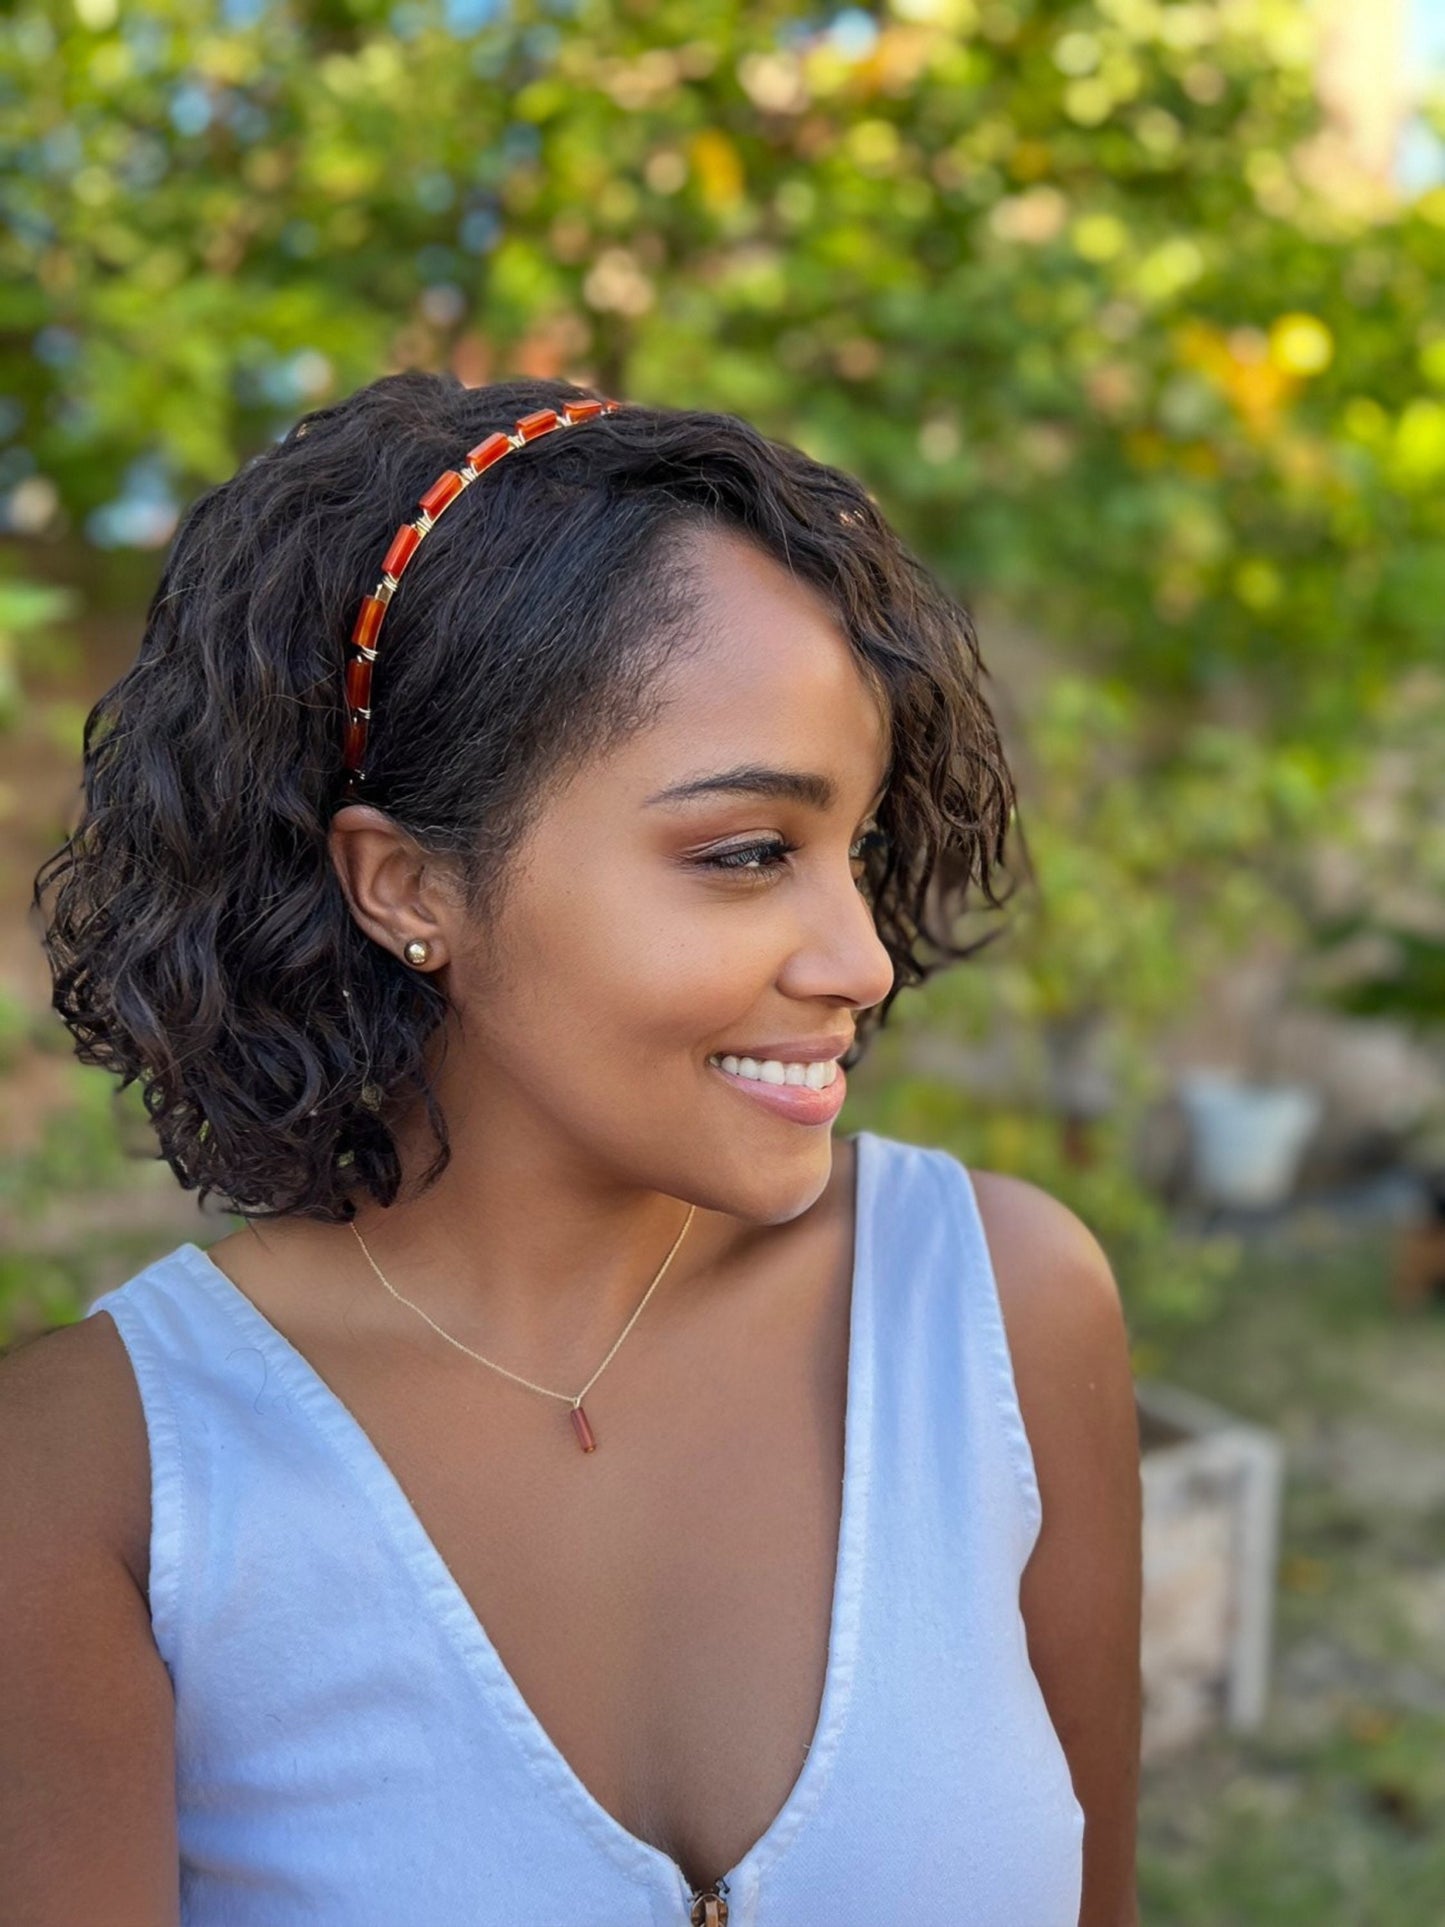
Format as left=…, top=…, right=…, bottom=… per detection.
left=32, top=372, right=1023, bottom=1224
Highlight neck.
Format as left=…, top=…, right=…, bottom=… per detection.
left=248, top=1130, right=759, bottom=1383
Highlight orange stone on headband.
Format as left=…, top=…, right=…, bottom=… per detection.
left=465, top=431, right=512, bottom=472
left=381, top=522, right=423, bottom=581
left=351, top=595, right=387, bottom=652
left=419, top=470, right=466, bottom=518
left=516, top=408, right=560, bottom=440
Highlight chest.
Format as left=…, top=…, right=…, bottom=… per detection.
left=258, top=1214, right=855, bottom=1897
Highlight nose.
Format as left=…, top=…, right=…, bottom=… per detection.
left=785, top=862, right=895, bottom=1026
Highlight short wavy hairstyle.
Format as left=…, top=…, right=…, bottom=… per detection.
left=33, top=372, right=1023, bottom=1224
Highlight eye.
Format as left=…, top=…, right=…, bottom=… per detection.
left=851, top=826, right=889, bottom=884
left=696, top=828, right=889, bottom=883
left=698, top=837, right=800, bottom=878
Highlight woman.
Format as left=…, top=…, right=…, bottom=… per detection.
left=7, top=377, right=1141, bottom=1925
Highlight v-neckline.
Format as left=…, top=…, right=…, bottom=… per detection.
left=175, top=1129, right=879, bottom=1918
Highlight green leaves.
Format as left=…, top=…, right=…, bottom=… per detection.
left=7, top=0, right=1441, bottom=726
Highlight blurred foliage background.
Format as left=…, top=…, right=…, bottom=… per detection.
left=3, top=0, right=1445, bottom=1916
left=5, top=0, right=1445, bottom=1317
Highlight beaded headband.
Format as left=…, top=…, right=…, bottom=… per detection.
left=339, top=395, right=623, bottom=800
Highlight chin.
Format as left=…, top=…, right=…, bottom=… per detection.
left=700, top=1137, right=837, bottom=1225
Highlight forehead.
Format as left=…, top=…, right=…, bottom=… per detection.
left=624, top=526, right=891, bottom=775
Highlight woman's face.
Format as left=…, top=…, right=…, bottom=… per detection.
left=348, top=524, right=896, bottom=1224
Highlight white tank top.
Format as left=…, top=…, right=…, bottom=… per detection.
left=86, top=1128, right=1084, bottom=1925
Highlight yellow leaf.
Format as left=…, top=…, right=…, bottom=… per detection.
left=1270, top=312, right=1333, bottom=377
left=690, top=129, right=745, bottom=212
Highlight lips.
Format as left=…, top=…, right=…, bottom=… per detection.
left=707, top=1053, right=848, bottom=1125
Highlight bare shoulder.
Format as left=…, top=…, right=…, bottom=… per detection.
left=0, top=1313, right=180, bottom=1922
left=966, top=1168, right=1135, bottom=1475
left=967, top=1168, right=1143, bottom=1927
left=0, top=1311, right=152, bottom=1598
left=967, top=1167, right=1122, bottom=1328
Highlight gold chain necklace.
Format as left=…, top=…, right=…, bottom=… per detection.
left=346, top=1203, right=697, bottom=1454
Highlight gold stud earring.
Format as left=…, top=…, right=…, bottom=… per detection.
left=403, top=939, right=431, bottom=968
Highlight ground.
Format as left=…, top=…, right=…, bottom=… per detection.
left=1133, top=1201, right=1445, bottom=1925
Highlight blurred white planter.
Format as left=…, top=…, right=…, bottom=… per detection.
left=1178, top=1071, right=1323, bottom=1208
left=1137, top=1379, right=1286, bottom=1761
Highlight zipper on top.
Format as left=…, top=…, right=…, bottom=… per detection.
left=688, top=1874, right=730, bottom=1924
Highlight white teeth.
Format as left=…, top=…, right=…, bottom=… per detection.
left=710, top=1054, right=838, bottom=1089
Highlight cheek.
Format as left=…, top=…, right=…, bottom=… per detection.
left=587, top=923, right=749, bottom=1051
left=540, top=871, right=771, bottom=1057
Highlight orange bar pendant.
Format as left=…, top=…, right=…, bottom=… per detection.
left=569, top=1403, right=597, bottom=1453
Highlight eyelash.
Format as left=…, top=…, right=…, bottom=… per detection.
left=699, top=828, right=890, bottom=881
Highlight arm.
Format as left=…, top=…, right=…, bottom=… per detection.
left=971, top=1170, right=1143, bottom=1927
left=0, top=1317, right=180, bottom=1927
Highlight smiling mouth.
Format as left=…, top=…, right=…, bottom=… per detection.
left=706, top=1052, right=841, bottom=1090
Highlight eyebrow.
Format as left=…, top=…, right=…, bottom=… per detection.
left=644, top=761, right=892, bottom=814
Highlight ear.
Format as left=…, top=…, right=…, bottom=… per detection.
left=327, top=804, right=456, bottom=970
